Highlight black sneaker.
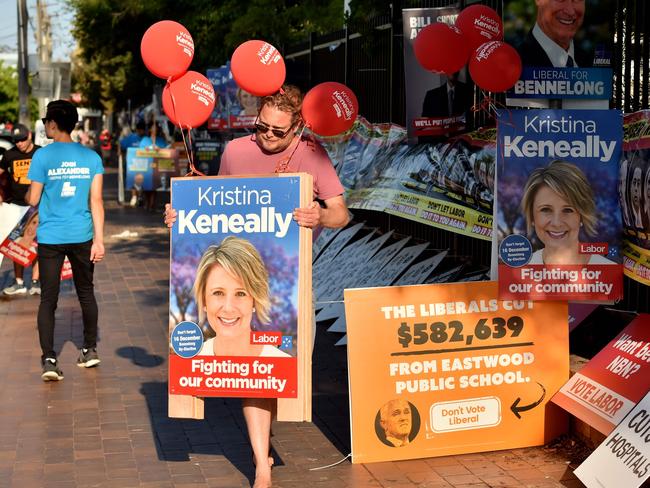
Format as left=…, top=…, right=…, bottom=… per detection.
left=77, top=348, right=100, bottom=368
left=41, top=358, right=64, bottom=381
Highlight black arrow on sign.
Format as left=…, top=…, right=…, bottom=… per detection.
left=511, top=382, right=546, bottom=419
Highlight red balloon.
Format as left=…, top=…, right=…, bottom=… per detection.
left=469, top=41, right=522, bottom=92
left=231, top=40, right=286, bottom=96
left=141, top=20, right=194, bottom=79
left=162, top=71, right=216, bottom=129
left=413, top=23, right=470, bottom=75
left=455, top=5, right=503, bottom=51
left=302, top=82, right=358, bottom=136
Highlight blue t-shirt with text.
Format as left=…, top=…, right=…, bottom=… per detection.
left=27, top=142, right=104, bottom=244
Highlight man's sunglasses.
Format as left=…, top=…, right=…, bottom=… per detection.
left=254, top=119, right=295, bottom=139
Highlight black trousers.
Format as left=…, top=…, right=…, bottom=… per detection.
left=37, top=240, right=98, bottom=362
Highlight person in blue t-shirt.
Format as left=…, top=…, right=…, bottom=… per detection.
left=120, top=121, right=146, bottom=151
left=25, top=100, right=105, bottom=382
left=138, top=122, right=168, bottom=149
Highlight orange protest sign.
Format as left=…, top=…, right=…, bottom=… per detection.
left=344, top=281, right=569, bottom=463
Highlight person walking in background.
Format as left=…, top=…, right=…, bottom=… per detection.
left=99, top=129, right=113, bottom=166
left=0, top=123, right=42, bottom=296
left=25, top=100, right=105, bottom=382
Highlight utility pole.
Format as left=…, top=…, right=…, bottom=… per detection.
left=36, top=0, right=52, bottom=114
left=17, top=0, right=30, bottom=125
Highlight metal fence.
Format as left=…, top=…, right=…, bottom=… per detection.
left=284, top=0, right=650, bottom=312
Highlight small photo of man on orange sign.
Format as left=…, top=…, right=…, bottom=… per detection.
left=375, top=399, right=421, bottom=448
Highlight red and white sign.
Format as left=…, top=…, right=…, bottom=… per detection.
left=169, top=355, right=297, bottom=398
left=552, top=314, right=650, bottom=434
left=574, top=389, right=650, bottom=487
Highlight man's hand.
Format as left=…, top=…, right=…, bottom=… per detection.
left=293, top=201, right=321, bottom=229
left=164, top=203, right=178, bottom=228
left=90, top=241, right=105, bottom=263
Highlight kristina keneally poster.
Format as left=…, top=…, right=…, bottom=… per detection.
left=168, top=174, right=312, bottom=401
left=496, top=109, right=623, bottom=301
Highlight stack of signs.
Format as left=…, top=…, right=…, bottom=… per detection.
left=552, top=314, right=650, bottom=436
left=167, top=174, right=313, bottom=422
left=574, top=389, right=650, bottom=488
left=621, top=110, right=650, bottom=285
left=496, top=109, right=623, bottom=302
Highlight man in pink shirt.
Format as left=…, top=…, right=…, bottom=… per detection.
left=220, top=84, right=348, bottom=228
left=165, top=84, right=348, bottom=488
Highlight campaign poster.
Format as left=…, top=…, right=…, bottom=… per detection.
left=0, top=206, right=38, bottom=266
left=206, top=66, right=227, bottom=130
left=0, top=203, right=29, bottom=268
left=194, top=139, right=222, bottom=176
left=345, top=281, right=568, bottom=464
left=496, top=109, right=623, bottom=301
left=168, top=174, right=312, bottom=400
left=125, top=147, right=180, bottom=192
left=552, top=314, right=650, bottom=435
left=403, top=7, right=474, bottom=143
left=574, top=389, right=650, bottom=488
left=504, top=0, right=614, bottom=106
left=620, top=111, right=650, bottom=284
left=229, top=85, right=260, bottom=129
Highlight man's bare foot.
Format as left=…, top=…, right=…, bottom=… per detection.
left=252, top=464, right=272, bottom=488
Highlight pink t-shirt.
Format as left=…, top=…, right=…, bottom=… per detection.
left=219, top=135, right=344, bottom=201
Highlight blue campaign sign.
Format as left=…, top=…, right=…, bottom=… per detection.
left=125, top=147, right=154, bottom=191
left=169, top=174, right=305, bottom=349
left=508, top=67, right=613, bottom=100
left=496, top=109, right=624, bottom=302
left=168, top=174, right=311, bottom=399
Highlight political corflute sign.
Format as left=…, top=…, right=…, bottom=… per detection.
left=552, top=314, right=650, bottom=436
left=496, top=109, right=623, bottom=301
left=345, top=281, right=568, bottom=464
left=168, top=174, right=312, bottom=400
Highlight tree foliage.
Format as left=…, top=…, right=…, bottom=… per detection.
left=0, top=62, right=39, bottom=123
left=68, top=0, right=345, bottom=111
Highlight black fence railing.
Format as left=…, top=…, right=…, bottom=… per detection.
left=284, top=0, right=650, bottom=312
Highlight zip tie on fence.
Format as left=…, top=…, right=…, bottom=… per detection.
left=308, top=453, right=351, bottom=471
left=314, top=300, right=345, bottom=306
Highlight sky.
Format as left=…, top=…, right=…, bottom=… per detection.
left=0, top=0, right=75, bottom=61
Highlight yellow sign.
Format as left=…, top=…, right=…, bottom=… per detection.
left=346, top=187, right=492, bottom=241
left=344, top=281, right=568, bottom=463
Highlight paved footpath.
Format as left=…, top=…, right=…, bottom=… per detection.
left=0, top=169, right=588, bottom=487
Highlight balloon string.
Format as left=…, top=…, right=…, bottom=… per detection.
left=167, top=77, right=204, bottom=177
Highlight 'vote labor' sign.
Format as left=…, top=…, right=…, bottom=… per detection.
left=552, top=314, right=650, bottom=435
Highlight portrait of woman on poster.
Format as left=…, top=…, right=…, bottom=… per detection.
left=522, top=160, right=615, bottom=265
left=642, top=166, right=650, bottom=236
left=236, top=88, right=260, bottom=117
left=16, top=210, right=39, bottom=251
left=194, top=236, right=290, bottom=358
left=629, top=163, right=644, bottom=230
left=618, top=158, right=631, bottom=229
